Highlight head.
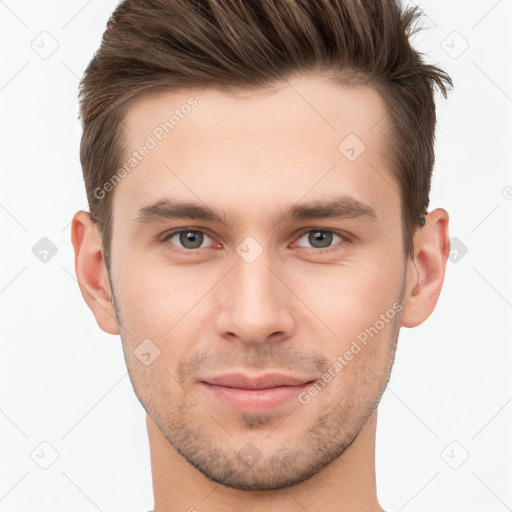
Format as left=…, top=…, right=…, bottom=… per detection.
left=72, top=0, right=452, bottom=490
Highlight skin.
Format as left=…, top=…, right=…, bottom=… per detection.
left=71, top=72, right=450, bottom=512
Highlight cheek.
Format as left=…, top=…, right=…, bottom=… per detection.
left=112, top=251, right=186, bottom=323
left=112, top=255, right=214, bottom=370
left=289, top=259, right=404, bottom=381
left=292, top=260, right=403, bottom=334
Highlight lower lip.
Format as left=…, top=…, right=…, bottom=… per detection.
left=201, top=382, right=311, bottom=413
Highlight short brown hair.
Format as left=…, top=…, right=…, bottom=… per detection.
left=78, top=0, right=453, bottom=272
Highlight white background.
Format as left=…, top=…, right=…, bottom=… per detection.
left=0, top=1, right=511, bottom=511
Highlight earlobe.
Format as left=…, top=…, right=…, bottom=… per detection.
left=70, top=210, right=120, bottom=335
left=401, top=208, right=450, bottom=328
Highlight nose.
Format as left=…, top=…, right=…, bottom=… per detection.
left=214, top=247, right=296, bottom=346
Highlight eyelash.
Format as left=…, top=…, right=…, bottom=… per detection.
left=160, top=227, right=351, bottom=255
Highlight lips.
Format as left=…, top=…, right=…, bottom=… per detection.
left=200, top=373, right=315, bottom=413
left=201, top=373, right=314, bottom=389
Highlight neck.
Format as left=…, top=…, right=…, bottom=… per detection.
left=148, top=409, right=384, bottom=512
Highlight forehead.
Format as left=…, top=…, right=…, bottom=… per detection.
left=122, top=73, right=389, bottom=152
left=114, top=73, right=396, bottom=225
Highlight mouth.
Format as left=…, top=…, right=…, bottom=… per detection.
left=200, top=373, right=315, bottom=413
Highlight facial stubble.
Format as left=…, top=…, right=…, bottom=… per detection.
left=108, top=262, right=406, bottom=490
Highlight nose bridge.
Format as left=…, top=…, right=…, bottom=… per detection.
left=217, top=242, right=295, bottom=344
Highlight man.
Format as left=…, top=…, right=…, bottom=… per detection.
left=71, top=0, right=452, bottom=510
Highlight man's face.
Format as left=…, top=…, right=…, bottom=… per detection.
left=108, top=73, right=408, bottom=489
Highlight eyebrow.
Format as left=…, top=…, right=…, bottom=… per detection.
left=134, top=195, right=377, bottom=227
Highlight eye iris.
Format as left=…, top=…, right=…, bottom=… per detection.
left=309, top=230, right=332, bottom=248
left=179, top=230, right=203, bottom=249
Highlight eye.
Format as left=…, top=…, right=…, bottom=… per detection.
left=163, top=229, right=219, bottom=251
left=161, top=227, right=349, bottom=254
left=294, top=229, right=347, bottom=251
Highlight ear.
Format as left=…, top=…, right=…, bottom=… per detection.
left=401, top=208, right=450, bottom=328
left=70, top=210, right=119, bottom=335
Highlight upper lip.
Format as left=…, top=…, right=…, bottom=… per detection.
left=201, top=373, right=314, bottom=390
